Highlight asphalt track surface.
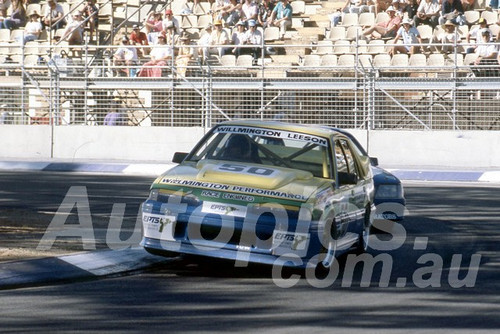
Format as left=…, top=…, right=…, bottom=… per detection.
left=0, top=172, right=499, bottom=333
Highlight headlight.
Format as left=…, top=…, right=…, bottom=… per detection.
left=375, top=184, right=402, bottom=200
left=148, top=188, right=159, bottom=201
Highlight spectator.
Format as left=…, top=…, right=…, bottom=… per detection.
left=466, top=18, right=492, bottom=53
left=403, top=0, right=420, bottom=19
left=129, top=24, right=149, bottom=58
left=461, top=0, right=475, bottom=11
left=19, top=11, right=42, bottom=44
left=487, top=0, right=498, bottom=9
left=232, top=20, right=248, bottom=56
left=113, top=36, right=138, bottom=77
left=473, top=29, right=498, bottom=76
left=175, top=33, right=194, bottom=78
left=222, top=0, right=242, bottom=27
left=413, top=0, right=440, bottom=28
left=60, top=11, right=84, bottom=45
left=163, top=8, right=180, bottom=34
left=341, top=0, right=374, bottom=15
left=473, top=29, right=498, bottom=65
left=257, top=0, right=275, bottom=28
left=269, top=0, right=292, bottom=40
left=241, top=0, right=259, bottom=25
left=0, top=0, right=26, bottom=29
left=431, top=19, right=459, bottom=53
left=244, top=19, right=263, bottom=61
left=209, top=19, right=230, bottom=56
left=375, top=0, right=392, bottom=14
left=391, top=0, right=406, bottom=17
left=144, top=11, right=163, bottom=44
left=43, top=0, right=65, bottom=30
left=439, top=0, right=465, bottom=26
left=104, top=101, right=128, bottom=126
left=389, top=17, right=423, bottom=56
left=137, top=32, right=176, bottom=77
left=198, top=24, right=213, bottom=60
left=0, top=0, right=11, bottom=18
left=362, top=6, right=401, bottom=39
left=82, top=0, right=98, bottom=43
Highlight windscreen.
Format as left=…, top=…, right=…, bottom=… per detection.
left=188, top=125, right=333, bottom=179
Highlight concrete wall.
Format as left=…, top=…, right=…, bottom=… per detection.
left=1, top=125, right=499, bottom=168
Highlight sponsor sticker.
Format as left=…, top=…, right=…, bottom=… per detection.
left=215, top=126, right=328, bottom=147
left=202, top=201, right=248, bottom=218
left=142, top=212, right=176, bottom=240
left=272, top=230, right=310, bottom=257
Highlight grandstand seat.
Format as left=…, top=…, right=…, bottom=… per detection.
left=489, top=24, right=500, bottom=39
left=327, top=26, right=346, bottom=41
left=464, top=11, right=480, bottom=26
left=320, top=54, right=337, bottom=66
left=357, top=54, right=373, bottom=68
left=366, top=39, right=386, bottom=55
left=24, top=41, right=40, bottom=55
left=314, top=40, right=333, bottom=55
left=197, top=15, right=212, bottom=29
left=10, top=29, right=25, bottom=43
left=463, top=53, right=478, bottom=65
left=26, top=4, right=42, bottom=16
left=302, top=54, right=321, bottom=67
left=445, top=53, right=463, bottom=66
left=480, top=11, right=498, bottom=24
left=457, top=25, right=469, bottom=40
left=416, top=24, right=433, bottom=43
left=427, top=53, right=445, bottom=67
left=390, top=53, right=408, bottom=67
left=0, top=29, right=10, bottom=42
left=292, top=17, right=304, bottom=29
left=182, top=15, right=198, bottom=29
left=372, top=54, right=391, bottom=67
left=24, top=54, right=41, bottom=66
left=345, top=26, right=363, bottom=41
left=220, top=54, right=236, bottom=67
left=337, top=54, right=355, bottom=67
left=358, top=12, right=375, bottom=28
left=171, top=0, right=189, bottom=14
left=290, top=1, right=306, bottom=15
left=408, top=53, right=427, bottom=67
left=333, top=39, right=351, bottom=54
left=236, top=55, right=253, bottom=67
left=339, top=13, right=358, bottom=27
left=375, top=12, right=389, bottom=24
left=193, top=2, right=211, bottom=15
left=264, top=27, right=280, bottom=42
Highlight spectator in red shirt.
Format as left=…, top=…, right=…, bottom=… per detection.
left=129, top=24, right=150, bottom=57
left=362, top=6, right=401, bottom=39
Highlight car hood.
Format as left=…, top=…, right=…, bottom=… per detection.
left=153, top=160, right=330, bottom=203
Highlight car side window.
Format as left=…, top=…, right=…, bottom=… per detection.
left=335, top=139, right=359, bottom=178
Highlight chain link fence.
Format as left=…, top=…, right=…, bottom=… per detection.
left=1, top=42, right=500, bottom=130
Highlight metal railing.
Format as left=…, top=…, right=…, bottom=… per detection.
left=1, top=40, right=499, bottom=130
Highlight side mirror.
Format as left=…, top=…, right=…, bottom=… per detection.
left=338, top=172, right=358, bottom=186
left=370, top=157, right=379, bottom=166
left=172, top=152, right=188, bottom=163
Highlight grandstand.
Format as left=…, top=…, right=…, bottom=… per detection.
left=0, top=0, right=499, bottom=130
